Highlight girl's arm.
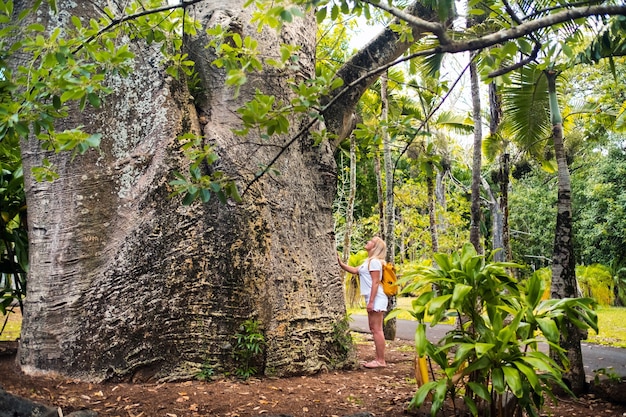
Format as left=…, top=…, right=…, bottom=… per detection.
left=337, top=255, right=359, bottom=275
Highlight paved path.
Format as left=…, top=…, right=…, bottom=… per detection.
left=350, top=315, right=626, bottom=380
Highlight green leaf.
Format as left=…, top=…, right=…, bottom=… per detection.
left=315, top=6, right=327, bottom=23
left=502, top=366, right=523, bottom=398
left=228, top=181, right=242, bottom=203
left=427, top=294, right=452, bottom=314
left=451, top=284, right=472, bottom=307
left=492, top=367, right=505, bottom=393
left=513, top=360, right=540, bottom=391
left=279, top=9, right=292, bottom=23
left=87, top=92, right=101, bottom=108
left=431, top=380, right=448, bottom=415
left=15, top=122, right=29, bottom=137
left=536, top=317, right=559, bottom=343
left=475, top=343, right=494, bottom=358
left=182, top=191, right=197, bottom=206
left=467, top=381, right=490, bottom=402
left=415, top=323, right=427, bottom=355
left=412, top=381, right=438, bottom=408
left=199, top=188, right=211, bottom=203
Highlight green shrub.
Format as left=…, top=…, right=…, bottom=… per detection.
left=232, top=319, right=266, bottom=380
left=392, top=243, right=597, bottom=417
left=577, top=264, right=613, bottom=306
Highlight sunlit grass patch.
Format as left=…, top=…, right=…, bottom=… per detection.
left=0, top=310, right=22, bottom=341
left=586, top=306, right=626, bottom=348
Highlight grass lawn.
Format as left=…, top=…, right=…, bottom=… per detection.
left=348, top=298, right=626, bottom=348
left=587, top=306, right=626, bottom=348
left=0, top=310, right=21, bottom=341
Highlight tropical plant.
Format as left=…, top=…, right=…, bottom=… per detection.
left=0, top=158, right=28, bottom=336
left=392, top=243, right=598, bottom=417
left=232, top=319, right=266, bottom=380
left=576, top=264, right=614, bottom=306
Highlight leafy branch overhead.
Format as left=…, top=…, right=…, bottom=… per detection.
left=1, top=0, right=625, bottom=205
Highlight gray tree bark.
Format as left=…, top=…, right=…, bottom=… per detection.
left=380, top=73, right=396, bottom=341
left=546, top=70, right=585, bottom=395
left=342, top=134, right=359, bottom=308
left=469, top=55, right=484, bottom=254
left=18, top=0, right=354, bottom=382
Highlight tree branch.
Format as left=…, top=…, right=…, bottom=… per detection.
left=74, top=0, right=204, bottom=54
left=488, top=41, right=542, bottom=78
left=436, top=4, right=626, bottom=54
left=360, top=0, right=450, bottom=45
left=244, top=3, right=626, bottom=194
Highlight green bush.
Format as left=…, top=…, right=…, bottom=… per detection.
left=392, top=243, right=597, bottom=417
left=577, top=264, right=613, bottom=306
left=232, top=319, right=266, bottom=380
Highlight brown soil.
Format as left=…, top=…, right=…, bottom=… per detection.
left=1, top=335, right=625, bottom=417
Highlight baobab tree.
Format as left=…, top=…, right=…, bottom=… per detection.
left=7, top=0, right=625, bottom=382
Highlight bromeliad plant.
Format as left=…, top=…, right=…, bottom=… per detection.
left=393, top=243, right=597, bottom=417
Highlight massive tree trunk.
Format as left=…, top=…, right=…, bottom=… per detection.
left=545, top=70, right=585, bottom=394
left=18, top=0, right=354, bottom=382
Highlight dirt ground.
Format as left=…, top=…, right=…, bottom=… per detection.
left=1, top=335, right=626, bottom=417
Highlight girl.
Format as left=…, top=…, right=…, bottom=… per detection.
left=337, top=236, right=388, bottom=368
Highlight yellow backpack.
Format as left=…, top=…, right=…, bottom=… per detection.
left=381, top=262, right=398, bottom=296
left=369, top=259, right=399, bottom=296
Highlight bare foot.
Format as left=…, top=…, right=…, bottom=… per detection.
left=362, top=360, right=386, bottom=368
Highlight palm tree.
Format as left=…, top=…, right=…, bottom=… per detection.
left=500, top=62, right=594, bottom=393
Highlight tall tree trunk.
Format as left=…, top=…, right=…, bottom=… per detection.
left=489, top=82, right=512, bottom=262
left=488, top=82, right=510, bottom=262
left=482, top=177, right=502, bottom=257
left=343, top=134, right=359, bottom=307
left=427, top=172, right=439, bottom=253
left=374, top=153, right=385, bottom=237
left=469, top=55, right=483, bottom=254
left=381, top=74, right=395, bottom=261
left=17, top=0, right=354, bottom=382
left=500, top=152, right=512, bottom=261
left=380, top=73, right=396, bottom=341
left=545, top=69, right=585, bottom=395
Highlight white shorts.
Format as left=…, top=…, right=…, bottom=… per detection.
left=364, top=292, right=388, bottom=312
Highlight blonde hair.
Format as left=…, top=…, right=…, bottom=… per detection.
left=368, top=236, right=387, bottom=262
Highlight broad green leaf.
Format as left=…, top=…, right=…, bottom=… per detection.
left=431, top=380, right=448, bottom=415
left=536, top=317, right=559, bottom=343
left=199, top=188, right=211, bottom=203
left=415, top=323, right=427, bottom=355
left=411, top=381, right=438, bottom=408
left=451, top=284, right=472, bottom=307
left=182, top=191, right=196, bottom=206
left=427, top=294, right=452, bottom=314
left=502, top=366, right=523, bottom=397
left=514, top=360, right=540, bottom=391
left=492, top=367, right=505, bottom=393
left=475, top=343, right=495, bottom=358
left=467, top=381, right=491, bottom=402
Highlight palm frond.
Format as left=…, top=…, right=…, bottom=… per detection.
left=501, top=65, right=552, bottom=159
left=433, top=110, right=474, bottom=135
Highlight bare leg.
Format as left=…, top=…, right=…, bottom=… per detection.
left=366, top=310, right=386, bottom=366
